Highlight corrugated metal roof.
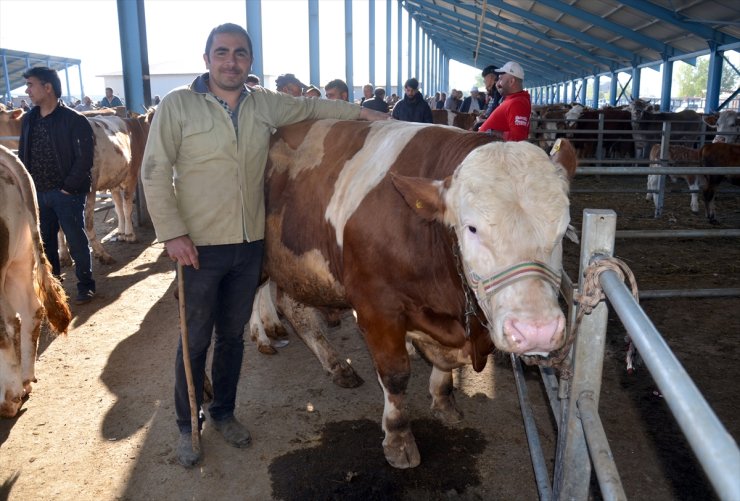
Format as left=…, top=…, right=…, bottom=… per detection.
left=403, top=0, right=740, bottom=86
left=0, top=49, right=82, bottom=97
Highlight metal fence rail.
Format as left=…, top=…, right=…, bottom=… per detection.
left=514, top=209, right=740, bottom=500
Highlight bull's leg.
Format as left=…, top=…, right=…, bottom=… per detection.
left=702, top=181, right=718, bottom=224
left=361, top=319, right=420, bottom=469
left=276, top=293, right=363, bottom=388
left=57, top=230, right=72, bottom=267
left=429, top=366, right=463, bottom=424
left=0, top=299, right=24, bottom=418
left=85, top=191, right=115, bottom=264
left=4, top=255, right=42, bottom=399
left=121, top=185, right=137, bottom=243
left=248, top=280, right=288, bottom=355
left=687, top=177, right=700, bottom=214
left=109, top=189, right=126, bottom=239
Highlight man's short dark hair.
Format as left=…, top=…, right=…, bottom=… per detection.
left=205, top=23, right=253, bottom=58
left=404, top=78, right=419, bottom=90
left=23, top=67, right=62, bottom=99
left=482, top=65, right=498, bottom=77
left=325, top=79, right=349, bottom=95
left=374, top=88, right=386, bottom=98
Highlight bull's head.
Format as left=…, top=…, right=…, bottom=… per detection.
left=392, top=140, right=576, bottom=356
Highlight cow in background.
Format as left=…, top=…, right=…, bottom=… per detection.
left=0, top=145, right=71, bottom=418
left=566, top=104, right=634, bottom=159
left=629, top=98, right=702, bottom=158
left=58, top=110, right=154, bottom=265
left=703, top=109, right=739, bottom=144
left=257, top=119, right=575, bottom=468
left=646, top=144, right=703, bottom=215
left=0, top=104, right=23, bottom=150
left=700, top=142, right=740, bottom=224
left=0, top=105, right=153, bottom=265
left=431, top=109, right=478, bottom=130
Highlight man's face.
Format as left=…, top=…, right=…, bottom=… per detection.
left=404, top=86, right=416, bottom=98
left=496, top=73, right=516, bottom=97
left=204, top=32, right=253, bottom=93
left=484, top=73, right=497, bottom=93
left=325, top=87, right=347, bottom=101
left=363, top=85, right=373, bottom=98
left=25, top=77, right=53, bottom=106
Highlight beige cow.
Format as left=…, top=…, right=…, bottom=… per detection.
left=0, top=145, right=71, bottom=418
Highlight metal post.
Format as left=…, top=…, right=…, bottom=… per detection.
left=553, top=209, right=616, bottom=500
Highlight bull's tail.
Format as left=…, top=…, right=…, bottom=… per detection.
left=35, top=249, right=71, bottom=335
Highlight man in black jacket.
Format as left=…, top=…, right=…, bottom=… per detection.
left=18, top=66, right=96, bottom=305
left=391, top=78, right=433, bottom=123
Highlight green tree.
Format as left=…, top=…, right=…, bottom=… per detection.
left=676, top=57, right=740, bottom=97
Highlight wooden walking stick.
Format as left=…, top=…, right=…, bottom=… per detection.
left=177, top=262, right=201, bottom=454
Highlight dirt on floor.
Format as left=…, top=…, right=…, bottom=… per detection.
left=0, top=174, right=738, bottom=501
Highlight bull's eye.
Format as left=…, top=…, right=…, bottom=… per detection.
left=468, top=226, right=477, bottom=234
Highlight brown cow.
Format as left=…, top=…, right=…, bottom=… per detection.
left=255, top=119, right=575, bottom=468
left=647, top=144, right=703, bottom=215
left=703, top=109, right=740, bottom=144
left=0, top=104, right=23, bottom=150
left=629, top=98, right=702, bottom=158
left=566, top=104, right=634, bottom=159
left=431, top=109, right=477, bottom=130
left=700, top=142, right=740, bottom=224
left=0, top=145, right=71, bottom=418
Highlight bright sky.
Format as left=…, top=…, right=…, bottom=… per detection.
left=0, top=0, right=481, bottom=100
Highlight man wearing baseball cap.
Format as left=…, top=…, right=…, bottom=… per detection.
left=479, top=61, right=531, bottom=141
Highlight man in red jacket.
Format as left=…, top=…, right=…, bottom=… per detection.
left=479, top=61, right=531, bottom=141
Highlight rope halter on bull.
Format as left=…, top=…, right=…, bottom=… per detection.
left=451, top=236, right=563, bottom=343
left=520, top=254, right=641, bottom=372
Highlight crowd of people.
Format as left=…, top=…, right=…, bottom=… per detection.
left=11, top=24, right=532, bottom=471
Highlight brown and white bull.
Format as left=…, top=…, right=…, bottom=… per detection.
left=0, top=145, right=71, bottom=418
left=700, top=142, right=740, bottom=224
left=646, top=144, right=704, bottom=215
left=76, top=112, right=152, bottom=264
left=703, top=109, right=739, bottom=144
left=257, top=119, right=575, bottom=468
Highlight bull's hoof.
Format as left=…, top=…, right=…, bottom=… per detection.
left=123, top=233, right=137, bottom=243
left=330, top=360, right=364, bottom=388
left=383, top=432, right=421, bottom=469
left=59, top=256, right=73, bottom=267
left=431, top=396, right=463, bottom=424
left=95, top=253, right=116, bottom=265
left=258, top=344, right=278, bottom=355
left=264, top=322, right=288, bottom=340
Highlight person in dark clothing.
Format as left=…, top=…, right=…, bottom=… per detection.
left=473, top=65, right=503, bottom=131
left=391, top=78, right=433, bottom=123
left=361, top=87, right=389, bottom=113
left=17, top=66, right=96, bottom=305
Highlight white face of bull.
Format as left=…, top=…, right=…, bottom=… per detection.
left=444, top=141, right=571, bottom=355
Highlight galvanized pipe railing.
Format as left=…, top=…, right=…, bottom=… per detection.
left=597, top=258, right=740, bottom=500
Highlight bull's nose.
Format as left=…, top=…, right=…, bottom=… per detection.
left=504, top=316, right=564, bottom=354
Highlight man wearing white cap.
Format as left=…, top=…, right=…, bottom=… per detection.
left=460, top=86, right=484, bottom=113
left=479, top=61, right=531, bottom=141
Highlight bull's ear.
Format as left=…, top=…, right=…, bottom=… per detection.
left=390, top=172, right=446, bottom=222
left=549, top=138, right=577, bottom=181
left=11, top=109, right=24, bottom=119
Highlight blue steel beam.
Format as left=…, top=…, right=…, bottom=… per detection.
left=369, top=0, right=375, bottom=86
left=308, top=0, right=320, bottom=87
left=618, top=0, right=740, bottom=47
left=345, top=0, right=354, bottom=102
left=410, top=8, right=596, bottom=75
left=534, top=0, right=674, bottom=56
left=405, top=0, right=613, bottom=70
left=246, top=0, right=263, bottom=80
left=116, top=0, right=150, bottom=111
